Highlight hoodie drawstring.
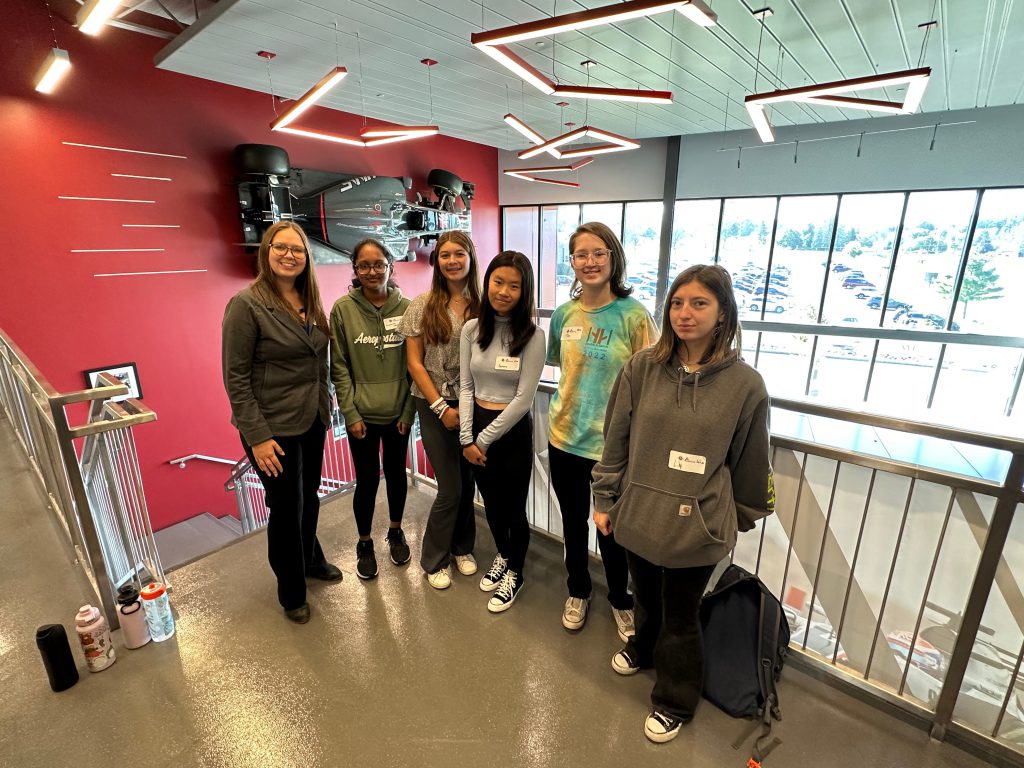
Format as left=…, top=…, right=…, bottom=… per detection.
left=676, top=366, right=700, bottom=412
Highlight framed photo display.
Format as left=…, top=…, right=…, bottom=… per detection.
left=83, top=362, right=142, bottom=402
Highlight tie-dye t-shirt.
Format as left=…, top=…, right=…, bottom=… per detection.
left=547, top=296, right=657, bottom=460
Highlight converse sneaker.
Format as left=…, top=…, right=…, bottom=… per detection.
left=562, top=597, right=590, bottom=631
left=386, top=527, right=411, bottom=566
left=426, top=567, right=451, bottom=590
left=611, top=646, right=640, bottom=676
left=644, top=710, right=684, bottom=743
left=612, top=607, right=636, bottom=643
left=479, top=553, right=508, bottom=592
left=356, top=539, right=378, bottom=580
left=454, top=553, right=478, bottom=576
left=487, top=570, right=523, bottom=613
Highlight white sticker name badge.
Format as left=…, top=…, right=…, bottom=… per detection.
left=383, top=315, right=403, bottom=331
left=495, top=356, right=521, bottom=371
left=561, top=325, right=584, bottom=341
left=668, top=450, right=707, bottom=475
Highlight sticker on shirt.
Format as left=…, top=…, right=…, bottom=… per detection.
left=668, top=450, right=706, bottom=475
left=383, top=315, right=403, bottom=331
left=495, top=356, right=521, bottom=371
left=561, top=325, right=584, bottom=341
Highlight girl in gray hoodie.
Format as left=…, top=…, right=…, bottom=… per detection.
left=592, top=264, right=775, bottom=744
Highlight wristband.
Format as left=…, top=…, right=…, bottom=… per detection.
left=436, top=405, right=450, bottom=420
left=429, top=397, right=445, bottom=411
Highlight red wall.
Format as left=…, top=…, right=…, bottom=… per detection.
left=1, top=3, right=498, bottom=529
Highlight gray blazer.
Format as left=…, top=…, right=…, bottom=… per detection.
left=222, top=285, right=331, bottom=447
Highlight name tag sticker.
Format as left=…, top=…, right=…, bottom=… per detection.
left=496, top=356, right=521, bottom=371
left=668, top=450, right=706, bottom=475
left=679, top=504, right=692, bottom=517
left=561, top=326, right=584, bottom=341
left=383, top=315, right=403, bottom=331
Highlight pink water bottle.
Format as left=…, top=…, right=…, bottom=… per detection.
left=74, top=605, right=116, bottom=672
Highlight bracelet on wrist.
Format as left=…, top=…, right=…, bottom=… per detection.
left=436, top=405, right=450, bottom=419
left=429, top=397, right=445, bottom=411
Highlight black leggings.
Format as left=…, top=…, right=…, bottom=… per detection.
left=471, top=405, right=533, bottom=576
left=347, top=419, right=410, bottom=538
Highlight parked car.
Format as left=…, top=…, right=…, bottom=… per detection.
left=831, top=263, right=851, bottom=273
left=842, top=276, right=874, bottom=288
left=747, top=299, right=786, bottom=314
left=886, top=631, right=944, bottom=675
left=752, top=285, right=788, bottom=298
left=854, top=288, right=879, bottom=300
left=901, top=312, right=960, bottom=332
left=867, top=296, right=911, bottom=311
left=791, top=620, right=849, bottom=664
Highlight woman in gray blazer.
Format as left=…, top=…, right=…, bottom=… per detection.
left=222, top=221, right=340, bottom=624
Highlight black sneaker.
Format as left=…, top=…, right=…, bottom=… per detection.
left=644, top=709, right=685, bottom=743
left=611, top=646, right=641, bottom=676
left=305, top=562, right=343, bottom=582
left=356, top=539, right=378, bottom=580
left=487, top=570, right=523, bottom=613
left=386, top=527, right=411, bottom=565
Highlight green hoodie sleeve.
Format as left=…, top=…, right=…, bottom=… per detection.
left=329, top=300, right=361, bottom=426
left=728, top=393, right=774, bottom=532
left=591, top=360, right=635, bottom=512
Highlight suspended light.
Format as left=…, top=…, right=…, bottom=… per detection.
left=34, top=47, right=71, bottom=94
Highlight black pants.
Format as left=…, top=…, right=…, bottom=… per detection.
left=626, top=551, right=716, bottom=720
left=347, top=419, right=410, bottom=538
left=242, top=418, right=328, bottom=611
left=415, top=398, right=477, bottom=574
left=548, top=443, right=633, bottom=610
left=471, top=405, right=533, bottom=576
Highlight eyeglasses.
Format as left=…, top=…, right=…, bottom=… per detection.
left=569, top=249, right=611, bottom=265
left=270, top=242, right=307, bottom=257
left=355, top=262, right=389, bottom=274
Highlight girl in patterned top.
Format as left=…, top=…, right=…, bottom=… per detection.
left=399, top=231, right=482, bottom=589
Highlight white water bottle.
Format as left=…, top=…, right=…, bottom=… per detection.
left=117, top=585, right=151, bottom=649
left=75, top=605, right=116, bottom=672
left=140, top=582, right=175, bottom=642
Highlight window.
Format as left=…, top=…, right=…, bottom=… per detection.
left=622, top=202, right=664, bottom=314
left=580, top=203, right=623, bottom=239
left=671, top=199, right=721, bottom=275
left=763, top=195, right=838, bottom=323
left=717, top=197, right=777, bottom=320
left=540, top=204, right=580, bottom=309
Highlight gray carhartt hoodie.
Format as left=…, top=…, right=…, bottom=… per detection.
left=591, top=348, right=775, bottom=568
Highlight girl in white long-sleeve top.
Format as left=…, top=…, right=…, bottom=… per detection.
left=459, top=251, right=545, bottom=613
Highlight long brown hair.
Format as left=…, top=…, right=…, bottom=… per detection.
left=422, top=231, right=481, bottom=345
left=568, top=221, right=633, bottom=300
left=651, top=264, right=740, bottom=367
left=251, top=221, right=330, bottom=336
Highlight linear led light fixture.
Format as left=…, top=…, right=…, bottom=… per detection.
left=504, top=171, right=582, bottom=188
left=504, top=113, right=546, bottom=145
left=519, top=125, right=640, bottom=159
left=34, top=48, right=71, bottom=94
left=77, top=0, right=123, bottom=36
left=472, top=0, right=716, bottom=103
left=745, top=67, right=931, bottom=143
left=270, top=67, right=438, bottom=147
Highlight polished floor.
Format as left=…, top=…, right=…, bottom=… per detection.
left=0, top=417, right=992, bottom=768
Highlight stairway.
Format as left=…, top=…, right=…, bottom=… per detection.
left=154, top=512, right=243, bottom=569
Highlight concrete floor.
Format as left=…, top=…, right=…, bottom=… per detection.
left=0, top=416, right=993, bottom=768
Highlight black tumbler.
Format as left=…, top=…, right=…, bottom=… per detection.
left=36, top=624, right=80, bottom=692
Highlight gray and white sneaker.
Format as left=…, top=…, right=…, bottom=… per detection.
left=454, top=553, right=478, bottom=576
left=562, top=597, right=590, bottom=631
left=479, top=553, right=508, bottom=592
left=487, top=570, right=523, bottom=613
left=612, top=607, right=636, bottom=643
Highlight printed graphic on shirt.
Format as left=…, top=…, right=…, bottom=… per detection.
left=668, top=451, right=707, bottom=474
left=353, top=331, right=404, bottom=350
left=767, top=472, right=776, bottom=514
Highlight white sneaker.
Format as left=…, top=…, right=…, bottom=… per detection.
left=454, top=553, right=478, bottom=576
left=426, top=567, right=451, bottom=590
left=612, top=607, right=636, bottom=643
left=479, top=554, right=508, bottom=592
left=562, top=597, right=589, bottom=631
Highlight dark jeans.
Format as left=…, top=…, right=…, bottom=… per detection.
left=625, top=551, right=716, bottom=720
left=415, top=397, right=476, bottom=574
left=242, top=418, right=328, bottom=611
left=347, top=419, right=410, bottom=538
left=548, top=443, right=633, bottom=610
left=471, top=405, right=533, bottom=576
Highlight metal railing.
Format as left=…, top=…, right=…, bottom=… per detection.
left=0, top=329, right=163, bottom=630
left=221, top=382, right=1024, bottom=764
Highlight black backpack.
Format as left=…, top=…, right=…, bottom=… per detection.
left=700, top=564, right=789, bottom=766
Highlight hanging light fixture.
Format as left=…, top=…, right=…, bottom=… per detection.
left=472, top=0, right=715, bottom=103
left=503, top=158, right=593, bottom=187
left=518, top=125, right=639, bottom=160
left=34, top=47, right=71, bottom=94
left=77, top=0, right=122, bottom=36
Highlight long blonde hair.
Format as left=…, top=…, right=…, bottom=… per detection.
left=422, top=231, right=481, bottom=345
left=252, top=221, right=330, bottom=336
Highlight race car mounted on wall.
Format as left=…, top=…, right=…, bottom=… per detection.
left=234, top=143, right=474, bottom=264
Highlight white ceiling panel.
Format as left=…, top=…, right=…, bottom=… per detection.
left=155, top=0, right=1024, bottom=151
